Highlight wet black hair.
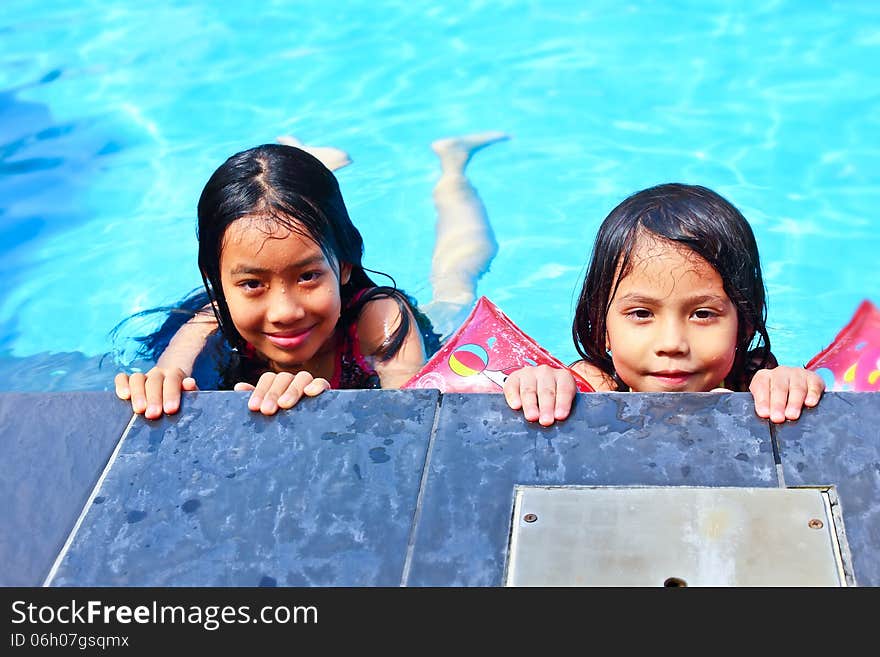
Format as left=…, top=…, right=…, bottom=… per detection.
left=572, top=183, right=776, bottom=391
left=119, top=144, right=439, bottom=386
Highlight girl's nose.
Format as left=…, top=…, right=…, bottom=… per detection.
left=654, top=319, right=689, bottom=357
left=266, top=287, right=306, bottom=324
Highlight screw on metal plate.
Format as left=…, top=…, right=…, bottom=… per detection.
left=808, top=518, right=824, bottom=529
left=523, top=513, right=537, bottom=523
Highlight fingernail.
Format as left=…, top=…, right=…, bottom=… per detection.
left=248, top=395, right=262, bottom=410
left=147, top=404, right=161, bottom=417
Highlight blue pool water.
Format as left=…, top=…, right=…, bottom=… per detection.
left=1, top=0, right=879, bottom=391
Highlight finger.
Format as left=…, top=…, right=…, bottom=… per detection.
left=233, top=382, right=255, bottom=392
left=144, top=370, right=166, bottom=420
left=783, top=376, right=809, bottom=421
left=302, top=377, right=331, bottom=398
left=114, top=373, right=132, bottom=401
left=261, top=372, right=297, bottom=414
left=749, top=370, right=771, bottom=419
left=804, top=374, right=825, bottom=407
left=248, top=372, right=277, bottom=411
left=503, top=372, right=523, bottom=411
left=182, top=376, right=199, bottom=392
left=278, top=371, right=320, bottom=409
left=162, top=370, right=185, bottom=415
left=128, top=372, right=148, bottom=414
left=275, top=371, right=315, bottom=410
left=536, top=370, right=558, bottom=427
left=518, top=375, right=541, bottom=423
left=553, top=370, right=576, bottom=422
left=768, top=369, right=792, bottom=424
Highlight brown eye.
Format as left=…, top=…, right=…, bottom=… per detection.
left=300, top=270, right=324, bottom=284
left=237, top=279, right=263, bottom=293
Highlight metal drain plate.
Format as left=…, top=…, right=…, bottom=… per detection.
left=505, top=486, right=850, bottom=586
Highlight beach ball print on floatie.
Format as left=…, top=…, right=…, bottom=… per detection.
left=403, top=296, right=594, bottom=393
left=448, top=342, right=510, bottom=388
left=806, top=299, right=880, bottom=392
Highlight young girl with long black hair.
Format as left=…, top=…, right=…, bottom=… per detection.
left=504, top=183, right=825, bottom=425
left=116, top=133, right=507, bottom=417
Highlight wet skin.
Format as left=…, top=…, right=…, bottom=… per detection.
left=220, top=217, right=351, bottom=380
left=605, top=236, right=738, bottom=392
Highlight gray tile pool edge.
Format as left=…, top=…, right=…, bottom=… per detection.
left=4, top=390, right=875, bottom=586
left=47, top=389, right=442, bottom=586
left=400, top=395, right=445, bottom=586
left=42, top=412, right=138, bottom=587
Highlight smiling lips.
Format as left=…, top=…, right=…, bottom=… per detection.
left=649, top=371, right=694, bottom=387
left=265, top=327, right=313, bottom=349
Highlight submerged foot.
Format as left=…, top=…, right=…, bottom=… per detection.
left=277, top=135, right=352, bottom=171
left=431, top=131, right=510, bottom=171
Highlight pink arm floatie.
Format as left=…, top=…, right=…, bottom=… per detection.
left=806, top=299, right=880, bottom=392
left=403, top=296, right=594, bottom=393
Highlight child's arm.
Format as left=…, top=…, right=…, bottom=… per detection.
left=114, top=310, right=218, bottom=419
left=358, top=296, right=428, bottom=388
left=748, top=366, right=825, bottom=424
left=503, top=361, right=614, bottom=426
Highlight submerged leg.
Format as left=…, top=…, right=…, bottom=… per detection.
left=423, top=131, right=509, bottom=338
left=276, top=135, right=352, bottom=171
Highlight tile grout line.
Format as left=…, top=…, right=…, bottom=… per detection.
left=769, top=421, right=786, bottom=488
left=43, top=412, right=139, bottom=587
left=400, top=392, right=444, bottom=587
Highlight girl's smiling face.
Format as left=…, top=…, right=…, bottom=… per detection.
left=219, top=217, right=351, bottom=376
left=605, top=235, right=739, bottom=392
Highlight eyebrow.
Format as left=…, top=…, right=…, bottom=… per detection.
left=614, top=293, right=730, bottom=306
left=228, top=255, right=327, bottom=276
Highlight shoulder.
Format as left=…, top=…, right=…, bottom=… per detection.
left=352, top=292, right=415, bottom=357
left=571, top=360, right=618, bottom=391
left=357, top=294, right=407, bottom=325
